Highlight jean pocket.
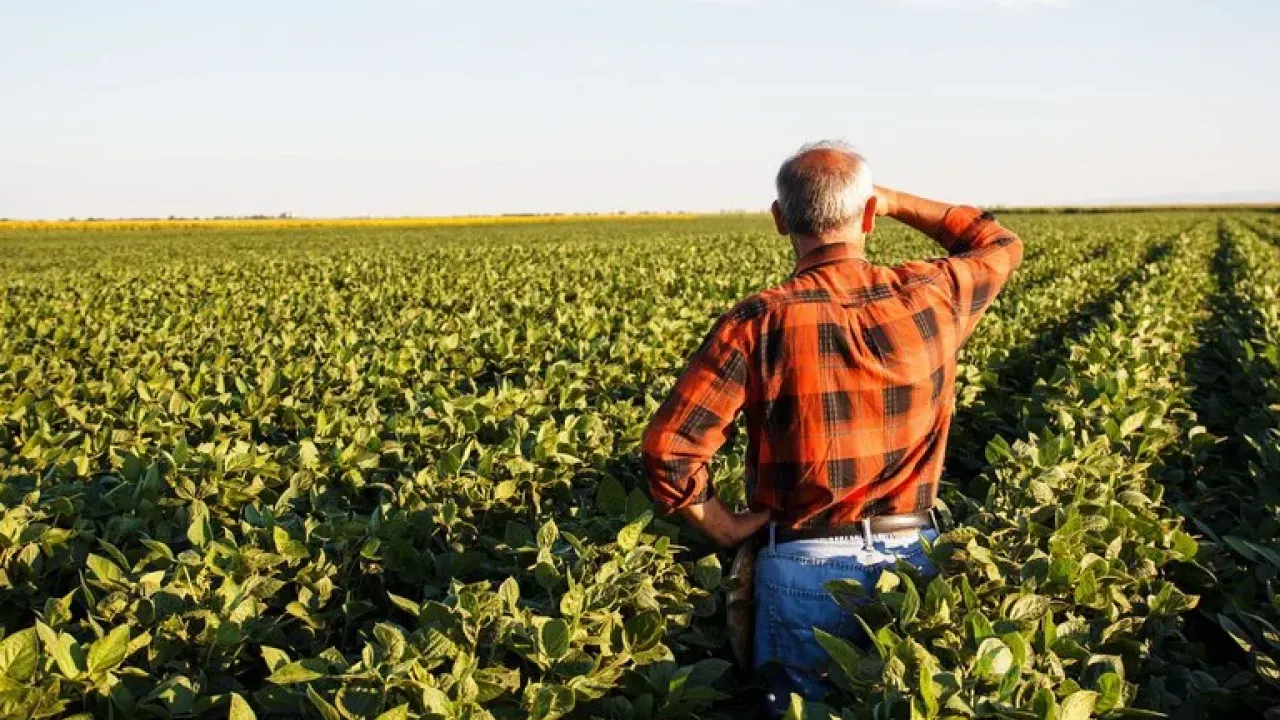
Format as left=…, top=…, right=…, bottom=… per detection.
left=764, top=582, right=863, bottom=675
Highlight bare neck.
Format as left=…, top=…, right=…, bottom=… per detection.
left=791, top=232, right=865, bottom=264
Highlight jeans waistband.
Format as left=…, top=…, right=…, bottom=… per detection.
left=766, top=522, right=936, bottom=551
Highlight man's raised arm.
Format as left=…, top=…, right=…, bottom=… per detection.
left=875, top=186, right=1024, bottom=340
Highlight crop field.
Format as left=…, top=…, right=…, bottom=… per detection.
left=1, top=212, right=1279, bottom=720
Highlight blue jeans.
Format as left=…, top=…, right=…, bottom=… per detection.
left=752, top=525, right=939, bottom=716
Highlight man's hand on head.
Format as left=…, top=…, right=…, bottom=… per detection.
left=871, top=186, right=959, bottom=243
left=873, top=185, right=898, bottom=217
left=677, top=497, right=772, bottom=548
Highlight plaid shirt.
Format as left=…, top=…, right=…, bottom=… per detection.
left=642, top=207, right=1023, bottom=528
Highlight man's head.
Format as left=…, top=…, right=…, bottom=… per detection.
left=772, top=140, right=876, bottom=253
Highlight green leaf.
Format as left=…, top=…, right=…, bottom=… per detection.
left=187, top=499, right=212, bottom=548
left=918, top=659, right=940, bottom=717
left=374, top=623, right=407, bottom=663
left=86, top=554, right=125, bottom=583
left=0, top=628, right=39, bottom=681
left=975, top=637, right=1013, bottom=680
left=686, top=658, right=732, bottom=687
left=1102, top=418, right=1122, bottom=442
left=374, top=705, right=410, bottom=720
left=1060, top=690, right=1098, bottom=720
left=1095, top=672, right=1124, bottom=712
left=1120, top=409, right=1147, bottom=437
left=272, top=526, right=309, bottom=561
left=337, top=685, right=384, bottom=718
left=965, top=611, right=995, bottom=644
left=35, top=622, right=84, bottom=679
left=783, top=693, right=806, bottom=720
left=307, top=686, right=342, bottom=720
left=229, top=693, right=257, bottom=720
left=559, top=583, right=584, bottom=617
left=528, top=683, right=575, bottom=720
left=494, top=480, right=518, bottom=501
left=261, top=646, right=290, bottom=671
left=1148, top=582, right=1197, bottom=616
left=422, top=685, right=453, bottom=714
left=960, top=575, right=979, bottom=611
left=985, top=435, right=1014, bottom=465
left=825, top=578, right=868, bottom=615
left=437, top=448, right=462, bottom=476
left=298, top=440, right=320, bottom=468
left=534, top=561, right=560, bottom=591
left=593, top=697, right=634, bottom=720
left=692, top=554, right=722, bottom=589
left=387, top=593, right=421, bottom=617
left=537, top=519, right=559, bottom=549
left=267, top=659, right=327, bottom=684
left=617, top=511, right=652, bottom=551
left=1217, top=613, right=1255, bottom=652
left=624, top=611, right=664, bottom=652
left=876, top=571, right=901, bottom=594
left=815, top=628, right=862, bottom=684
left=597, top=476, right=627, bottom=515
left=1040, top=612, right=1058, bottom=653
left=1010, top=594, right=1052, bottom=623
left=1074, top=568, right=1098, bottom=606
left=1224, top=535, right=1261, bottom=561
left=87, top=624, right=131, bottom=673
left=899, top=572, right=921, bottom=625
left=1032, top=686, right=1058, bottom=720
left=1001, top=631, right=1029, bottom=672
left=499, top=577, right=521, bottom=611
left=625, top=488, right=652, bottom=520
left=540, top=619, right=571, bottom=659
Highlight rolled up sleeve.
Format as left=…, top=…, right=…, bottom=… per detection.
left=641, top=315, right=749, bottom=513
left=932, top=206, right=1025, bottom=342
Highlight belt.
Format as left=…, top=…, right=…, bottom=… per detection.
left=773, top=509, right=936, bottom=543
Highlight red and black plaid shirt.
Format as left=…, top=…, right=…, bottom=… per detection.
left=642, top=207, right=1023, bottom=528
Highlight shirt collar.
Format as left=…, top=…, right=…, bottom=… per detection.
left=792, top=242, right=867, bottom=277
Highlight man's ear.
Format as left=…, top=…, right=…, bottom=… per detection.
left=862, top=197, right=877, bottom=234
left=770, top=200, right=788, bottom=236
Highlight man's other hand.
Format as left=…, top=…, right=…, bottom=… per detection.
left=678, top=497, right=772, bottom=548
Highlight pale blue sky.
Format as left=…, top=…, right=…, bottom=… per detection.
left=2, top=0, right=1277, bottom=218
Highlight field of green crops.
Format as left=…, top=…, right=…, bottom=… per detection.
left=2, top=212, right=1279, bottom=720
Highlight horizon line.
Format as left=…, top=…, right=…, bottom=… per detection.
left=2, top=202, right=1277, bottom=229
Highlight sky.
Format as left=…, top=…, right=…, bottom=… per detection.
left=1, top=0, right=1277, bottom=219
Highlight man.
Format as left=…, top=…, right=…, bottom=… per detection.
left=640, top=140, right=1023, bottom=712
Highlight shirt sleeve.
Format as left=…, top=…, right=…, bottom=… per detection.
left=930, top=206, right=1025, bottom=343
left=641, top=314, right=750, bottom=514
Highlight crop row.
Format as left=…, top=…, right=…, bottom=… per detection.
left=1154, top=219, right=1280, bottom=714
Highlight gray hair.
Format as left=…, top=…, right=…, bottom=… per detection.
left=775, top=140, right=874, bottom=238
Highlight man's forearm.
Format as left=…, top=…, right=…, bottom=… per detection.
left=876, top=187, right=956, bottom=245
left=677, top=497, right=771, bottom=548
